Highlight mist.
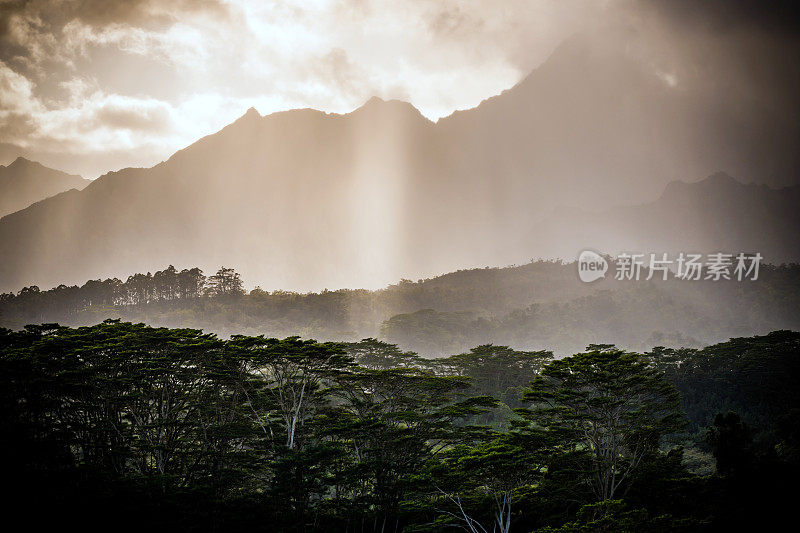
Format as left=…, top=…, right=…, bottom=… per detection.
left=2, top=4, right=800, bottom=531
left=0, top=0, right=798, bottom=304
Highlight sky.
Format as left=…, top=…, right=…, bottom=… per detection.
left=1, top=0, right=798, bottom=178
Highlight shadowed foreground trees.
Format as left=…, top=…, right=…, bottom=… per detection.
left=521, top=347, right=684, bottom=502
left=1, top=323, right=798, bottom=532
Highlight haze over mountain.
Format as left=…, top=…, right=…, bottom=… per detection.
left=0, top=158, right=88, bottom=218
left=530, top=172, right=800, bottom=262
left=0, top=34, right=798, bottom=293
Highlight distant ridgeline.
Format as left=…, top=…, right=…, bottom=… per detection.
left=1, top=260, right=800, bottom=355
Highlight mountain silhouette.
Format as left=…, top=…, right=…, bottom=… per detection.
left=0, top=34, right=798, bottom=293
left=0, top=157, right=88, bottom=218
left=528, top=172, right=800, bottom=262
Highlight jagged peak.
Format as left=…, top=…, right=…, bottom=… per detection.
left=221, top=107, right=262, bottom=129
left=363, top=96, right=385, bottom=106
left=658, top=172, right=756, bottom=202
left=232, top=106, right=261, bottom=123
left=3, top=157, right=83, bottom=180
left=8, top=156, right=40, bottom=168
left=349, top=96, right=429, bottom=122
left=673, top=171, right=741, bottom=189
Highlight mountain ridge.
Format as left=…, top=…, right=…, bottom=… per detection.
left=0, top=157, right=89, bottom=218
left=528, top=171, right=800, bottom=263
left=0, top=33, right=798, bottom=292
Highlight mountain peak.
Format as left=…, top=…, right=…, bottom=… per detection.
left=0, top=157, right=87, bottom=217
left=8, top=156, right=40, bottom=169
left=658, top=172, right=751, bottom=204
left=350, top=96, right=428, bottom=122
left=4, top=157, right=83, bottom=181
left=230, top=107, right=261, bottom=126
left=364, top=96, right=383, bottom=105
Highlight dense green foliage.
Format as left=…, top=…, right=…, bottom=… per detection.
left=2, top=261, right=799, bottom=356
left=648, top=331, right=800, bottom=442
left=2, top=323, right=798, bottom=531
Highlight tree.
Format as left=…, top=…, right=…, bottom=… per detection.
left=520, top=347, right=684, bottom=502
left=227, top=336, right=351, bottom=451
left=177, top=267, right=206, bottom=299
left=328, top=367, right=496, bottom=531
left=2, top=320, right=796, bottom=531
left=650, top=331, right=800, bottom=440
left=153, top=265, right=178, bottom=301
left=208, top=267, right=244, bottom=297
left=429, top=431, right=551, bottom=533
left=343, top=338, right=421, bottom=370
left=706, top=412, right=754, bottom=477
left=439, top=344, right=552, bottom=404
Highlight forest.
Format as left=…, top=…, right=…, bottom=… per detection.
left=2, top=321, right=797, bottom=532
left=2, top=261, right=799, bottom=356
left=3, top=2, right=799, bottom=531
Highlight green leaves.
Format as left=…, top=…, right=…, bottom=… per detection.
left=520, top=348, right=684, bottom=502
left=4, top=323, right=794, bottom=531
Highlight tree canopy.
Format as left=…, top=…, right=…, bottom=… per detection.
left=1, top=323, right=798, bottom=531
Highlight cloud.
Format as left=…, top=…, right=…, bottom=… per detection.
left=90, top=98, right=172, bottom=133
left=0, top=0, right=798, bottom=178
left=0, top=0, right=543, bottom=177
left=1, top=59, right=179, bottom=161
left=0, top=0, right=231, bottom=75
left=311, top=48, right=366, bottom=100
left=0, top=61, right=38, bottom=111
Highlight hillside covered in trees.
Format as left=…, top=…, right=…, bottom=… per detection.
left=2, top=261, right=799, bottom=355
left=2, top=323, right=797, bottom=532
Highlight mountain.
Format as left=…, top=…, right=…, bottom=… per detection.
left=527, top=172, right=800, bottom=262
left=0, top=157, right=88, bottom=218
left=0, top=34, right=798, bottom=293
